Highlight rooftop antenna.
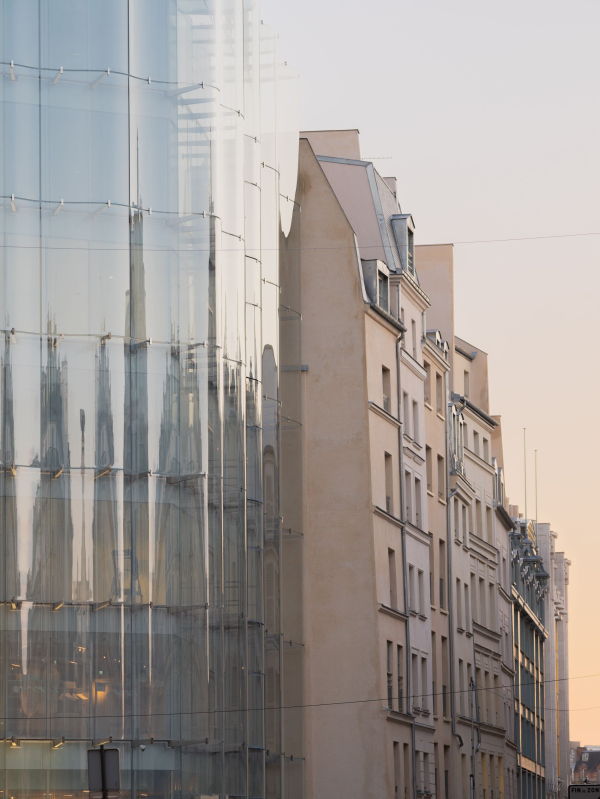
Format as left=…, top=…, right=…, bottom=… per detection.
left=523, top=428, right=527, bottom=520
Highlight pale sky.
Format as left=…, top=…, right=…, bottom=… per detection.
left=261, top=0, right=600, bottom=745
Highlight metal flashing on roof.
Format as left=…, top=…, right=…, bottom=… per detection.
left=455, top=344, right=478, bottom=361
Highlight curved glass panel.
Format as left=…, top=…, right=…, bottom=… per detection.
left=0, top=2, right=298, bottom=797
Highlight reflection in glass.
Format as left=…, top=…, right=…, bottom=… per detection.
left=0, top=1, right=298, bottom=798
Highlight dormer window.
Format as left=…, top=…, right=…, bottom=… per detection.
left=390, top=214, right=416, bottom=276
left=378, top=270, right=389, bottom=312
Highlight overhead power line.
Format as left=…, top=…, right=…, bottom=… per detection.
left=0, top=668, right=599, bottom=723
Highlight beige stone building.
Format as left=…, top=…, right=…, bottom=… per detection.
left=280, top=128, right=569, bottom=799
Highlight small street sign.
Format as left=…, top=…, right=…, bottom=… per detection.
left=88, top=746, right=120, bottom=799
left=569, top=787, right=600, bottom=798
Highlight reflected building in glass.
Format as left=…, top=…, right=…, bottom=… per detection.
left=0, top=3, right=301, bottom=798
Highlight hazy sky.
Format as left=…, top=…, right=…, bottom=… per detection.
left=261, top=0, right=600, bottom=744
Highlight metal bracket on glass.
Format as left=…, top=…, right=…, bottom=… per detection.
left=90, top=69, right=110, bottom=90
left=53, top=333, right=64, bottom=349
left=52, top=601, right=64, bottom=612
left=165, top=471, right=206, bottom=486
left=92, top=738, right=112, bottom=747
left=91, top=200, right=111, bottom=220
left=2, top=461, right=16, bottom=476
left=52, top=738, right=65, bottom=749
left=52, top=199, right=64, bottom=216
left=9, top=61, right=15, bottom=81
left=92, top=599, right=121, bottom=613
left=52, top=67, right=63, bottom=85
left=94, top=466, right=112, bottom=480
left=130, top=338, right=151, bottom=352
left=100, top=332, right=112, bottom=345
left=10, top=194, right=16, bottom=212
left=9, top=598, right=21, bottom=611
left=8, top=737, right=21, bottom=748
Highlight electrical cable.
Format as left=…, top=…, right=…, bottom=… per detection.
left=0, top=668, right=598, bottom=722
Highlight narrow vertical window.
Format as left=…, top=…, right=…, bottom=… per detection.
left=438, top=541, right=446, bottom=609
left=405, top=471, right=412, bottom=523
left=393, top=742, right=401, bottom=799
left=403, top=392, right=411, bottom=436
left=436, top=373, right=443, bottom=413
left=473, top=430, right=480, bottom=457
left=424, top=361, right=431, bottom=404
left=415, top=477, right=422, bottom=528
left=388, top=548, right=397, bottom=608
left=411, top=319, right=417, bottom=359
left=385, top=452, right=393, bottom=515
left=437, top=455, right=445, bottom=499
left=387, top=641, right=394, bottom=709
left=426, top=446, right=433, bottom=492
left=412, top=400, right=419, bottom=444
left=486, top=505, right=493, bottom=544
left=418, top=569, right=425, bottom=615
left=382, top=366, right=391, bottom=413
left=409, top=564, right=416, bottom=611
left=397, top=645, right=404, bottom=712
left=456, top=578, right=463, bottom=628
left=464, top=370, right=470, bottom=398
left=421, top=657, right=428, bottom=710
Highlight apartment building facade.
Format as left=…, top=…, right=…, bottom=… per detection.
left=537, top=524, right=571, bottom=797
left=280, top=128, right=570, bottom=799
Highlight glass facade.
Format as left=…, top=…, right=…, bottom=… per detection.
left=0, top=2, right=298, bottom=797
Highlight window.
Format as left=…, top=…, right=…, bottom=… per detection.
left=431, top=631, right=437, bottom=715
left=456, top=578, right=463, bottom=628
left=412, top=400, right=419, bottom=444
left=459, top=659, right=465, bottom=715
left=409, top=564, right=416, bottom=611
left=436, top=373, right=443, bottom=413
left=415, top=477, right=422, bottom=528
left=382, top=366, right=391, bottom=413
left=429, top=545, right=435, bottom=607
left=464, top=370, right=470, bottom=398
left=408, top=226, right=415, bottom=273
left=462, top=505, right=468, bottom=544
left=405, top=471, right=412, bottom=523
left=479, top=577, right=486, bottom=628
left=464, top=583, right=470, bottom=632
left=418, top=569, right=425, bottom=615
left=378, top=271, right=389, bottom=311
left=426, top=446, right=433, bottom=492
left=411, top=319, right=417, bottom=359
left=393, top=742, right=400, bottom=799
left=387, top=641, right=394, bottom=708
left=397, top=645, right=404, bottom=712
left=424, top=361, right=431, bottom=404
left=483, top=437, right=489, bottom=463
left=441, top=637, right=449, bottom=716
left=385, top=452, right=393, bottom=515
left=421, top=657, right=428, bottom=710
left=475, top=499, right=482, bottom=537
left=403, top=392, right=410, bottom=436
left=486, top=506, right=493, bottom=544
left=473, top=430, right=480, bottom=457
left=453, top=498, right=459, bottom=540
left=388, top=548, right=397, bottom=608
left=488, top=582, right=496, bottom=630
left=439, top=541, right=446, bottom=609
left=437, top=455, right=445, bottom=499
left=412, top=653, right=419, bottom=710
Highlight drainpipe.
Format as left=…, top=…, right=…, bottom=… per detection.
left=396, top=286, right=417, bottom=799
left=444, top=370, right=464, bottom=752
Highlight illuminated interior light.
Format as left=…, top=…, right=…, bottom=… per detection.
left=90, top=68, right=110, bottom=90
left=52, top=66, right=63, bottom=85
